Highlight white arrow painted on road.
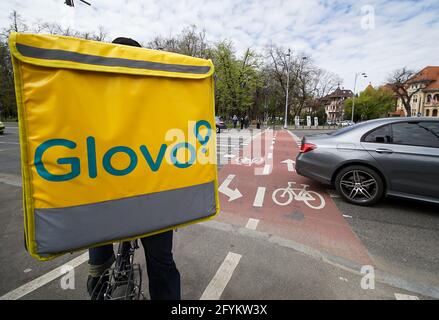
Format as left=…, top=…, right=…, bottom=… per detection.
left=219, top=174, right=243, bottom=202
left=281, top=159, right=296, bottom=172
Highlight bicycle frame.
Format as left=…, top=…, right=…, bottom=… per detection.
left=92, top=240, right=144, bottom=300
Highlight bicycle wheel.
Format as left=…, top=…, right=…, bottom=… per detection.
left=303, top=191, right=325, bottom=210
left=272, top=189, right=293, bottom=206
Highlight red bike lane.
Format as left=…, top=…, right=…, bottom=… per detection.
left=216, top=129, right=373, bottom=266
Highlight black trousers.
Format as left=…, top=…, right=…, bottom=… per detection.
left=88, top=230, right=181, bottom=300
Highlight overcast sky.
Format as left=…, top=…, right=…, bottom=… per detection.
left=1, top=0, right=438, bottom=92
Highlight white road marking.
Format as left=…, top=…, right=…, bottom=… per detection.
left=280, top=159, right=296, bottom=172
left=23, top=269, right=32, bottom=273
left=253, top=187, right=266, bottom=207
left=269, top=145, right=274, bottom=150
left=0, top=252, right=89, bottom=300
left=394, top=293, right=419, bottom=300
left=343, top=214, right=353, bottom=218
left=262, top=164, right=271, bottom=175
left=200, top=252, right=242, bottom=300
left=0, top=174, right=22, bottom=187
left=245, top=218, right=260, bottom=230
left=0, top=142, right=20, bottom=145
left=267, top=153, right=273, bottom=159
left=223, top=154, right=235, bottom=158
left=217, top=144, right=237, bottom=148
left=286, top=130, right=301, bottom=143
left=339, top=277, right=349, bottom=282
left=218, top=174, right=242, bottom=201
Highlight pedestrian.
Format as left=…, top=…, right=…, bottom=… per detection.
left=245, top=115, right=250, bottom=128
left=240, top=116, right=244, bottom=130
left=86, top=37, right=181, bottom=300
left=232, top=114, right=238, bottom=129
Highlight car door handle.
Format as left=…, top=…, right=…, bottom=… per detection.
left=375, top=148, right=393, bottom=154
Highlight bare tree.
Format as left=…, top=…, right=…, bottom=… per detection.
left=266, top=45, right=337, bottom=119
left=147, top=25, right=209, bottom=58
left=311, top=69, right=342, bottom=99
left=1, top=10, right=28, bottom=40
left=386, top=67, right=422, bottom=116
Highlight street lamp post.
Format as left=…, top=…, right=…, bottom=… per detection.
left=351, top=72, right=367, bottom=123
left=284, top=49, right=291, bottom=129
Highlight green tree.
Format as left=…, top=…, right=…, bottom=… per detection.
left=344, top=86, right=395, bottom=121
left=210, top=41, right=262, bottom=119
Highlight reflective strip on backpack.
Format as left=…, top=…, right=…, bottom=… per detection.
left=34, top=181, right=216, bottom=254
left=16, top=43, right=212, bottom=75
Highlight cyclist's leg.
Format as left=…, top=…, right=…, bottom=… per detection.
left=140, top=230, right=181, bottom=300
left=88, top=244, right=115, bottom=276
left=87, top=244, right=115, bottom=298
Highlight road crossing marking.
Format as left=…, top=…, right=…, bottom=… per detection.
left=200, top=252, right=242, bottom=300
left=217, top=144, right=237, bottom=147
left=245, top=218, right=260, bottom=230
left=253, top=187, right=266, bottom=207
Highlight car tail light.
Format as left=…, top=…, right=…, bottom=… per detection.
left=300, top=143, right=316, bottom=153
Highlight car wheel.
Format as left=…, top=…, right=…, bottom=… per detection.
left=335, top=165, right=384, bottom=206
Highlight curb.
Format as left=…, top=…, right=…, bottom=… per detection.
left=201, top=219, right=439, bottom=299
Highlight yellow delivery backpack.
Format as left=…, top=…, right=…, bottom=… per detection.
left=9, top=32, right=219, bottom=261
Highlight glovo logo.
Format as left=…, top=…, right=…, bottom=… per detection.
left=34, top=120, right=213, bottom=182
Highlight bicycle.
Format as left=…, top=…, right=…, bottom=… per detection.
left=91, top=239, right=145, bottom=300
left=272, top=182, right=325, bottom=210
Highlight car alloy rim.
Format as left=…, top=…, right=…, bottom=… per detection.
left=339, top=170, right=378, bottom=203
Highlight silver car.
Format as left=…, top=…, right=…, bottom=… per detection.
left=295, top=118, right=439, bottom=206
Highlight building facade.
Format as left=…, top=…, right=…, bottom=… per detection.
left=320, top=87, right=353, bottom=123
left=395, top=66, right=439, bottom=117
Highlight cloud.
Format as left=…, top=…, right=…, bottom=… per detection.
left=1, top=0, right=438, bottom=91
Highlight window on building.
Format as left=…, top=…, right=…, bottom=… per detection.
left=363, top=125, right=391, bottom=143
left=427, top=94, right=432, bottom=103
left=391, top=122, right=439, bottom=148
left=434, top=94, right=439, bottom=102
left=426, top=109, right=430, bottom=116
left=433, top=109, right=438, bottom=117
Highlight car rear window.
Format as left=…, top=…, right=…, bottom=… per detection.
left=363, top=125, right=392, bottom=143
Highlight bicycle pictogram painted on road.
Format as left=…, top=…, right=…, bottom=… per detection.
left=272, top=182, right=326, bottom=210
left=234, top=157, right=265, bottom=166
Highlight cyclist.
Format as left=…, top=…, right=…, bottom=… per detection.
left=87, top=37, right=181, bottom=300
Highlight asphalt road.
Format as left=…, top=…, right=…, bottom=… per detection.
left=0, top=123, right=436, bottom=300
left=291, top=129, right=439, bottom=289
